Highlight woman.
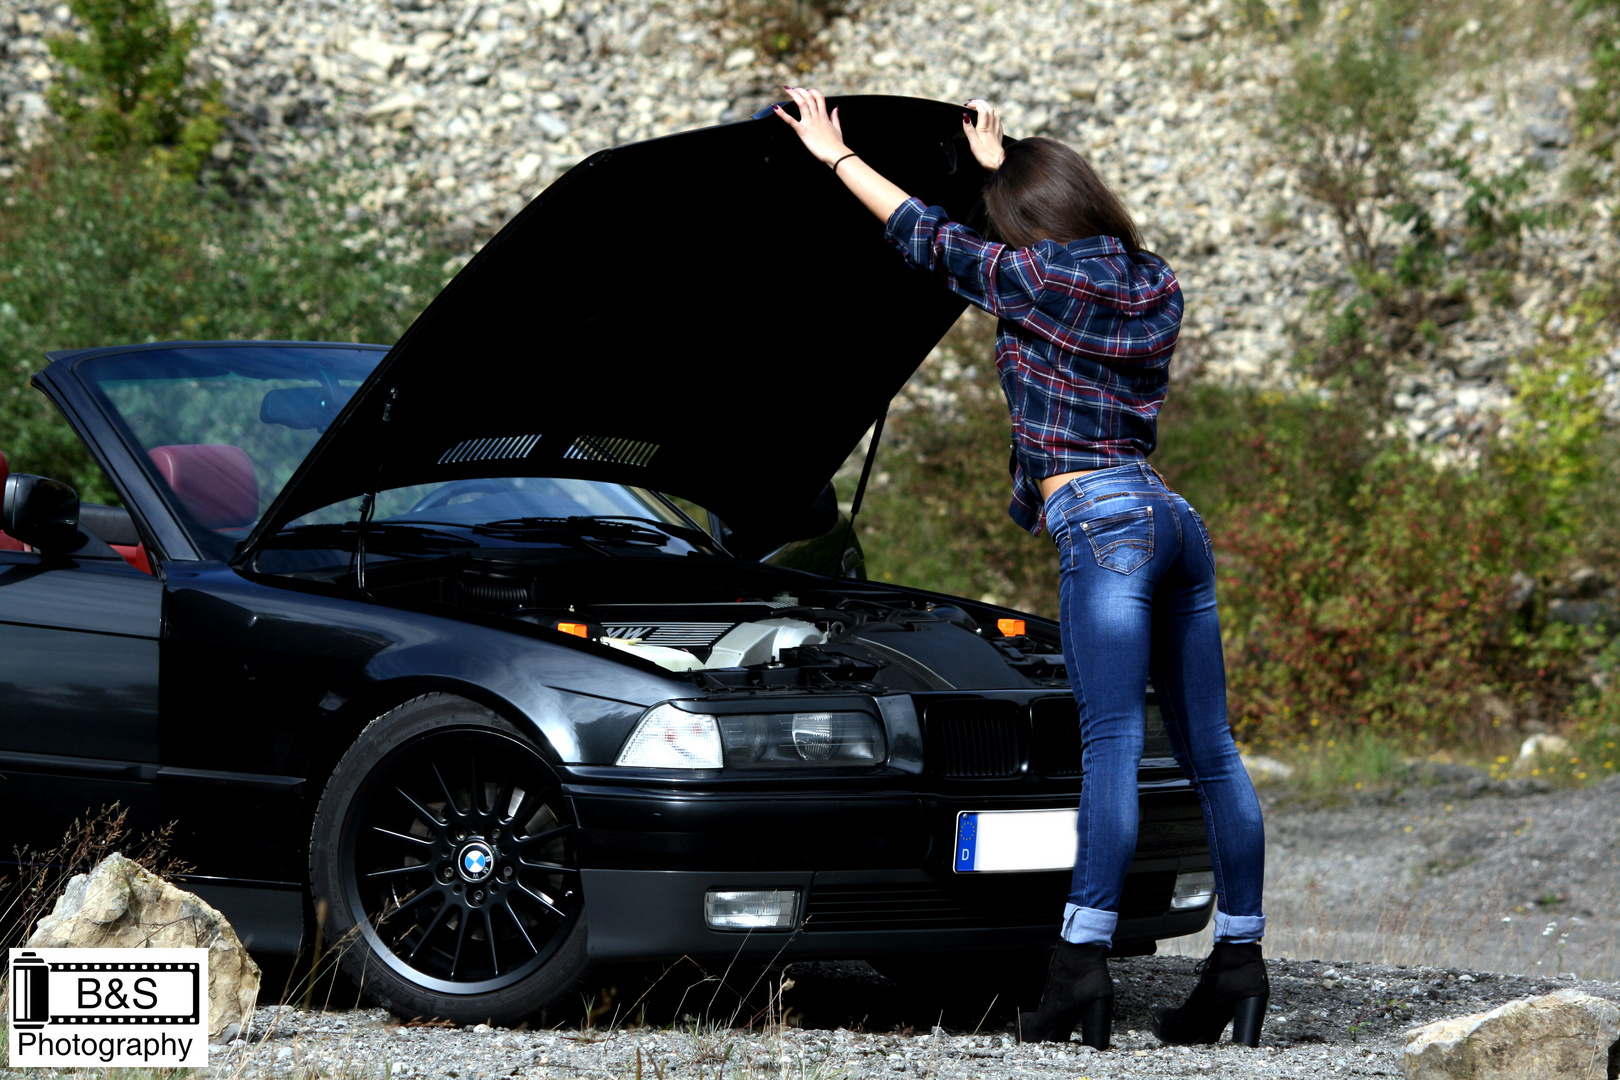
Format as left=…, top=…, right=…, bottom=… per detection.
left=775, top=88, right=1270, bottom=1050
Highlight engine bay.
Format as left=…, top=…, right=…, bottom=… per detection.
left=362, top=555, right=1070, bottom=692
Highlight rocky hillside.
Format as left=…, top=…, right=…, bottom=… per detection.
left=2, top=0, right=1615, bottom=438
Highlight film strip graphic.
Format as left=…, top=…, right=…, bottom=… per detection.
left=11, top=953, right=201, bottom=1029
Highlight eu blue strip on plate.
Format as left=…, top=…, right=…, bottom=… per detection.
left=954, top=812, right=978, bottom=872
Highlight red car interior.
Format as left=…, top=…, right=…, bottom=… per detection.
left=0, top=450, right=28, bottom=552
left=112, top=538, right=152, bottom=574
left=148, top=444, right=259, bottom=530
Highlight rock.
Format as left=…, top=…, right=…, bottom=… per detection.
left=364, top=93, right=418, bottom=122
left=534, top=111, right=569, bottom=139
left=346, top=36, right=400, bottom=74
left=1504, top=572, right=1536, bottom=615
left=1403, top=989, right=1620, bottom=1079
left=28, top=852, right=261, bottom=1040
left=514, top=151, right=543, bottom=182
left=1525, top=121, right=1570, bottom=148
left=1568, top=566, right=1605, bottom=597
left=1547, top=598, right=1608, bottom=627
left=1510, top=733, right=1571, bottom=776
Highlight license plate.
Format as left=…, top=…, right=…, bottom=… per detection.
left=953, top=809, right=1077, bottom=873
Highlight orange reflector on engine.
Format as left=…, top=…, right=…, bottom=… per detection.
left=997, top=618, right=1026, bottom=637
left=557, top=622, right=590, bottom=638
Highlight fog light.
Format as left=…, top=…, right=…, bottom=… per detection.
left=1170, top=870, right=1216, bottom=910
left=704, top=888, right=801, bottom=930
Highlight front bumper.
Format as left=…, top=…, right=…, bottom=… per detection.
left=567, top=775, right=1213, bottom=961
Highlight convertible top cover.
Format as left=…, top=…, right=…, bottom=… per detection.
left=244, top=96, right=990, bottom=554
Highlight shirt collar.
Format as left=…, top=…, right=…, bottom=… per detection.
left=1059, top=234, right=1129, bottom=258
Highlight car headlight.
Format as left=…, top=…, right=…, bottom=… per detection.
left=616, top=705, right=885, bottom=768
left=716, top=710, right=884, bottom=766
left=615, top=704, right=724, bottom=768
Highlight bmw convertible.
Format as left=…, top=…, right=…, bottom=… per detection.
left=0, top=96, right=1214, bottom=1023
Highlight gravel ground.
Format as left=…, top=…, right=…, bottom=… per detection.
left=174, top=959, right=1620, bottom=1080
left=1166, top=770, right=1620, bottom=983
left=3, top=776, right=1616, bottom=1077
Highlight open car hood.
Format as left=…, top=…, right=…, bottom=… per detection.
left=245, top=96, right=991, bottom=555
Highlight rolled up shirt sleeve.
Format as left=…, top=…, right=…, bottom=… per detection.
left=884, top=197, right=1046, bottom=322
left=884, top=197, right=1182, bottom=367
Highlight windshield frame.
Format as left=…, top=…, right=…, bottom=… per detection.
left=70, top=342, right=387, bottom=562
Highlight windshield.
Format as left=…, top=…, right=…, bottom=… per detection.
left=75, top=345, right=717, bottom=564
left=260, top=476, right=717, bottom=574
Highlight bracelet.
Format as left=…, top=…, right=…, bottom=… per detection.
left=832, top=151, right=859, bottom=175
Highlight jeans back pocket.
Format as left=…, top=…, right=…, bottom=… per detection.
left=1082, top=505, right=1154, bottom=574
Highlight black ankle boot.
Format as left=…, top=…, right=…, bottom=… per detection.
left=1017, top=941, right=1114, bottom=1049
left=1152, top=942, right=1270, bottom=1047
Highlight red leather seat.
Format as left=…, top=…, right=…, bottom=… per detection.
left=0, top=450, right=30, bottom=552
left=148, top=445, right=259, bottom=531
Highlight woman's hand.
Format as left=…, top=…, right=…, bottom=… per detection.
left=773, top=86, right=849, bottom=167
left=963, top=98, right=1005, bottom=171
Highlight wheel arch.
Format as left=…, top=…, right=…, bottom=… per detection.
left=304, top=677, right=572, bottom=824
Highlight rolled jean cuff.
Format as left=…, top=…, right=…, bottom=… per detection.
left=1060, top=903, right=1117, bottom=946
left=1214, top=909, right=1265, bottom=944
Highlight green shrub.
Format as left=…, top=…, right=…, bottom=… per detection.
left=1216, top=443, right=1525, bottom=746
left=726, top=0, right=842, bottom=70
left=0, top=143, right=454, bottom=498
left=46, top=0, right=224, bottom=178
left=1277, top=0, right=1428, bottom=272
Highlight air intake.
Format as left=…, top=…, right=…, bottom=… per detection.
left=1031, top=697, right=1084, bottom=779
left=563, top=435, right=659, bottom=467
left=438, top=433, right=542, bottom=464
left=923, top=701, right=1023, bottom=779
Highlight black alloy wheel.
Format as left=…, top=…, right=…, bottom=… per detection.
left=311, top=694, right=589, bottom=1024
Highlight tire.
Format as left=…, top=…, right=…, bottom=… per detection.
left=310, top=693, right=589, bottom=1025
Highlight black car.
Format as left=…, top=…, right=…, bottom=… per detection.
left=0, top=96, right=1213, bottom=1024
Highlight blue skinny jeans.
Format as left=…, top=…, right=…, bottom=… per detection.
left=1043, top=461, right=1266, bottom=947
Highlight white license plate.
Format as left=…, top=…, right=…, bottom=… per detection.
left=953, top=809, right=1077, bottom=873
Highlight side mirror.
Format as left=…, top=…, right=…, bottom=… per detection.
left=3, top=474, right=82, bottom=551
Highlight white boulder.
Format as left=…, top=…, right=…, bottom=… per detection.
left=27, top=852, right=261, bottom=1040
left=1403, top=989, right=1620, bottom=1080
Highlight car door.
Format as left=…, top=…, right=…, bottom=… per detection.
left=0, top=544, right=164, bottom=853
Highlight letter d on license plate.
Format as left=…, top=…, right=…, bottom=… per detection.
left=8, top=948, right=209, bottom=1068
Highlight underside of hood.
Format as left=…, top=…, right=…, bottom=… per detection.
left=247, top=96, right=991, bottom=554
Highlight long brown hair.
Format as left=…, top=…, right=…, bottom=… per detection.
left=983, top=137, right=1142, bottom=253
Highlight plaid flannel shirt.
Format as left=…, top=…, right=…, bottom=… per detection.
left=885, top=197, right=1183, bottom=535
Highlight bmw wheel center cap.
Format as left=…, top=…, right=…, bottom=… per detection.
left=458, top=840, right=495, bottom=882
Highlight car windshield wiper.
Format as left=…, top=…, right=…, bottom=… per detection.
left=264, top=520, right=478, bottom=554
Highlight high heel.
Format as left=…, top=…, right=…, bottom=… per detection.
left=1230, top=993, right=1269, bottom=1047
left=1151, top=941, right=1270, bottom=1046
left=1017, top=941, right=1114, bottom=1049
